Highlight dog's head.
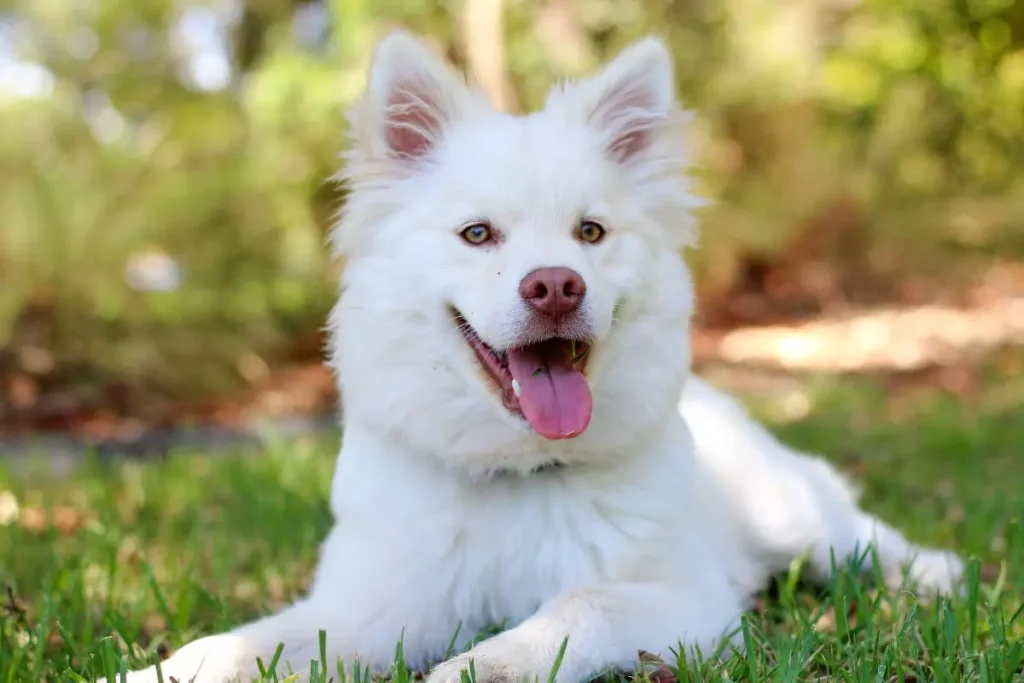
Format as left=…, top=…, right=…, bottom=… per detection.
left=330, top=32, right=703, bottom=474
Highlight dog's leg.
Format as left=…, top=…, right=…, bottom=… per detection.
left=681, top=376, right=963, bottom=594
left=97, top=598, right=348, bottom=683
left=424, top=580, right=744, bottom=683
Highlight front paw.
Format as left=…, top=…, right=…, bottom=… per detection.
left=91, top=634, right=250, bottom=683
left=906, top=548, right=965, bottom=597
left=425, top=640, right=555, bottom=683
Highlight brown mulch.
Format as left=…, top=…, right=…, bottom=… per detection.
left=0, top=361, right=339, bottom=441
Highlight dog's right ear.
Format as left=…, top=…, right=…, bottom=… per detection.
left=352, top=31, right=477, bottom=164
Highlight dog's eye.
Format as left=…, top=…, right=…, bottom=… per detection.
left=577, top=221, right=606, bottom=244
left=460, top=223, right=493, bottom=245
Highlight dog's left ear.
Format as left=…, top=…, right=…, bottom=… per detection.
left=549, top=37, right=677, bottom=164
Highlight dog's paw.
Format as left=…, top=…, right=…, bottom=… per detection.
left=425, top=639, right=553, bottom=683
left=426, top=655, right=527, bottom=683
left=902, top=548, right=965, bottom=597
left=91, top=634, right=254, bottom=683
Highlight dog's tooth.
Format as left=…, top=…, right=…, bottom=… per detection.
left=512, top=379, right=521, bottom=398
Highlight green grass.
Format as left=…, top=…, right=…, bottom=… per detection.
left=1, top=366, right=1022, bottom=682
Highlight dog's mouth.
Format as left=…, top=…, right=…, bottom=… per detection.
left=452, top=309, right=593, bottom=441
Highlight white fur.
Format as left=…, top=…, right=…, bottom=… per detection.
left=104, top=31, right=963, bottom=683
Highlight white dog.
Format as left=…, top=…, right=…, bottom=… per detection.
left=105, top=31, right=963, bottom=683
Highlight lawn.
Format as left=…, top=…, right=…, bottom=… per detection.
left=1, top=362, right=1022, bottom=682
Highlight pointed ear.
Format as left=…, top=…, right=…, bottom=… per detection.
left=355, top=31, right=480, bottom=162
left=549, top=37, right=677, bottom=163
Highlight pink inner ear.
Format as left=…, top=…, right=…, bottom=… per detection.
left=609, top=126, right=649, bottom=162
left=593, top=79, right=661, bottom=162
left=385, top=79, right=444, bottom=160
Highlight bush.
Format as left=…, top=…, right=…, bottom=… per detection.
left=1, top=0, right=1020, bottom=402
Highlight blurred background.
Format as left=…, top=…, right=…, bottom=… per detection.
left=1, top=0, right=1022, bottom=452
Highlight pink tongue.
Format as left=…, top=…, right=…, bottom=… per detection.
left=507, top=343, right=592, bottom=440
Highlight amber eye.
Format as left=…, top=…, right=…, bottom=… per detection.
left=461, top=223, right=493, bottom=245
left=578, top=220, right=606, bottom=244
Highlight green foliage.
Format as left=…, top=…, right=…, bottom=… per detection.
left=1, top=0, right=1021, bottom=397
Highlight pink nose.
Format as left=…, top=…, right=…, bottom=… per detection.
left=519, top=267, right=586, bottom=318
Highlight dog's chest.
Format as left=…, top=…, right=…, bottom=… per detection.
left=438, top=475, right=669, bottom=629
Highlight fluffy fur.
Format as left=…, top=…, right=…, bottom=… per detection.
left=104, top=32, right=963, bottom=683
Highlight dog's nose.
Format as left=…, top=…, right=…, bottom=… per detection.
left=519, top=267, right=586, bottom=318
